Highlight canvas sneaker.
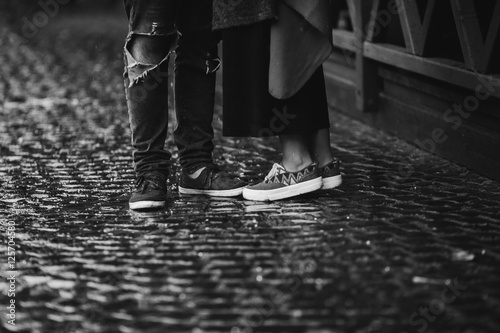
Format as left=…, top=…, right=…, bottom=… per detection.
left=320, top=159, right=342, bottom=189
left=242, top=163, right=322, bottom=201
left=178, top=164, right=247, bottom=197
left=129, top=171, right=168, bottom=210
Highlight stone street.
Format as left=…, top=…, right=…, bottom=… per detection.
left=1, top=10, right=499, bottom=333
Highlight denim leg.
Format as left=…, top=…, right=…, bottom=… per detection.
left=173, top=0, right=221, bottom=174
left=123, top=0, right=179, bottom=176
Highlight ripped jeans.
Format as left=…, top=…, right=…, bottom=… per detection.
left=123, top=0, right=221, bottom=176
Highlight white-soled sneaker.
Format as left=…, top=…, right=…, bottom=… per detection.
left=320, top=159, right=342, bottom=189
left=243, top=163, right=322, bottom=201
left=178, top=164, right=247, bottom=197
left=129, top=171, right=167, bottom=210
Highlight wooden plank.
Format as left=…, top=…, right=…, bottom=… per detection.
left=378, top=66, right=463, bottom=106
left=449, top=0, right=500, bottom=73
left=353, top=0, right=379, bottom=112
left=365, top=0, right=383, bottom=43
left=376, top=92, right=500, bottom=182
left=325, top=76, right=358, bottom=120
left=363, top=42, right=500, bottom=99
left=420, top=0, right=435, bottom=54
left=325, top=55, right=357, bottom=86
left=380, top=65, right=500, bottom=129
left=398, top=0, right=421, bottom=54
left=484, top=1, right=500, bottom=72
left=324, top=51, right=357, bottom=118
left=329, top=48, right=356, bottom=69
left=331, top=29, right=357, bottom=52
left=398, top=0, right=435, bottom=55
left=450, top=0, right=483, bottom=71
left=346, top=0, right=356, bottom=30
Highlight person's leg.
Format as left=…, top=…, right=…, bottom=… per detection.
left=242, top=135, right=321, bottom=202
left=242, top=140, right=321, bottom=200
left=129, top=35, right=172, bottom=65
left=308, top=129, right=334, bottom=168
left=124, top=0, right=179, bottom=175
left=279, top=135, right=314, bottom=172
left=174, top=0, right=219, bottom=175
left=242, top=65, right=340, bottom=200
left=221, top=22, right=274, bottom=137
left=275, top=65, right=340, bottom=190
left=173, top=0, right=246, bottom=197
left=123, top=0, right=179, bottom=209
left=308, top=128, right=341, bottom=189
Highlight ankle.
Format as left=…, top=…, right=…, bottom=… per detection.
left=317, top=157, right=334, bottom=168
left=281, top=157, right=313, bottom=172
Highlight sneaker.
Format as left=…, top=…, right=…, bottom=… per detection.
left=242, top=163, right=322, bottom=201
left=129, top=171, right=168, bottom=210
left=320, top=159, right=342, bottom=189
left=178, top=164, right=247, bottom=197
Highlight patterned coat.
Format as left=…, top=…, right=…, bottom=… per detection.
left=212, top=0, right=277, bottom=30
left=214, top=0, right=333, bottom=99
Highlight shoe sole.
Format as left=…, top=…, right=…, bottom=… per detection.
left=322, top=175, right=342, bottom=190
left=129, top=200, right=165, bottom=210
left=178, top=186, right=246, bottom=197
left=243, top=177, right=322, bottom=201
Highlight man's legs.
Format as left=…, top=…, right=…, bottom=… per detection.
left=174, top=0, right=246, bottom=196
left=173, top=0, right=219, bottom=174
left=124, top=0, right=179, bottom=209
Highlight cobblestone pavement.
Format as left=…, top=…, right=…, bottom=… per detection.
left=1, top=12, right=500, bottom=333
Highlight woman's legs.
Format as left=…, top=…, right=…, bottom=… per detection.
left=273, top=64, right=332, bottom=171
left=309, top=128, right=342, bottom=190
left=243, top=134, right=322, bottom=201
left=280, top=128, right=334, bottom=171
left=308, top=128, right=335, bottom=168
left=279, top=135, right=314, bottom=171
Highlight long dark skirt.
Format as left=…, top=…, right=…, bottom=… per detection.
left=221, top=20, right=330, bottom=137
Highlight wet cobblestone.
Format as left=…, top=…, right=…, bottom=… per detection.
left=1, top=14, right=500, bottom=333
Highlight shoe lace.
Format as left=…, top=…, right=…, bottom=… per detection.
left=135, top=173, right=166, bottom=192
left=203, top=164, right=223, bottom=186
left=264, top=163, right=285, bottom=182
left=204, top=163, right=221, bottom=175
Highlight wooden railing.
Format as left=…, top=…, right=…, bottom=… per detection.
left=329, top=0, right=500, bottom=112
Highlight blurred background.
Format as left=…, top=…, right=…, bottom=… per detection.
left=0, top=0, right=130, bottom=105
left=1, top=0, right=122, bottom=23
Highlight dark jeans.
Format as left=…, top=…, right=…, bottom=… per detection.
left=123, top=0, right=220, bottom=175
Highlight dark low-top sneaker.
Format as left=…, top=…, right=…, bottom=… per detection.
left=129, top=171, right=168, bottom=210
left=179, top=164, right=247, bottom=197
left=242, top=163, right=322, bottom=201
left=320, top=159, right=342, bottom=189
